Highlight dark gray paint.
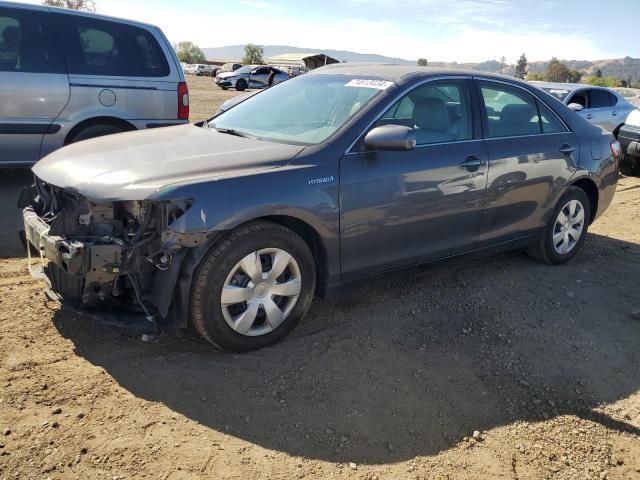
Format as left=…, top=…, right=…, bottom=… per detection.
left=30, top=66, right=619, bottom=312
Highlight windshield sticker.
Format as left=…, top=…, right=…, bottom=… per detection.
left=550, top=89, right=569, bottom=95
left=345, top=79, right=394, bottom=90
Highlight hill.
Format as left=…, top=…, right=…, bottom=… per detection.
left=202, top=45, right=413, bottom=65
left=204, top=45, right=640, bottom=84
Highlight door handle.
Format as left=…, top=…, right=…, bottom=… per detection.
left=460, top=155, right=486, bottom=171
left=586, top=113, right=593, bottom=119
left=612, top=111, right=618, bottom=116
left=559, top=144, right=575, bottom=155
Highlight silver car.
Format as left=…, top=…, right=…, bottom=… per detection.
left=215, top=65, right=288, bottom=91
left=530, top=81, right=636, bottom=135
left=0, top=1, right=188, bottom=167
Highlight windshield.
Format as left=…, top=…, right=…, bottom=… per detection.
left=233, top=65, right=252, bottom=75
left=211, top=74, right=391, bottom=145
left=541, top=87, right=571, bottom=101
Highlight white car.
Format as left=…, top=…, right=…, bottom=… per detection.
left=215, top=65, right=288, bottom=91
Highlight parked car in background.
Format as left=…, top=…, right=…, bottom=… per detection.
left=530, top=81, right=636, bottom=136
left=217, top=62, right=242, bottom=76
left=23, top=65, right=619, bottom=351
left=195, top=64, right=217, bottom=76
left=215, top=65, right=288, bottom=91
left=0, top=1, right=188, bottom=166
left=618, top=109, right=640, bottom=175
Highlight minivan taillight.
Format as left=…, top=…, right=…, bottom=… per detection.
left=178, top=82, right=189, bottom=120
left=610, top=140, right=622, bottom=163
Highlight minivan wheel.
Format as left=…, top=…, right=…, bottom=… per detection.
left=235, top=79, right=248, bottom=91
left=68, top=124, right=126, bottom=144
left=190, top=221, right=316, bottom=352
left=527, top=187, right=591, bottom=265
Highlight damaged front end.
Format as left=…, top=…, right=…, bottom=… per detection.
left=21, top=177, right=193, bottom=324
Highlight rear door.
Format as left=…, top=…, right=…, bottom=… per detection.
left=586, top=89, right=618, bottom=132
left=0, top=7, right=69, bottom=165
left=476, top=79, right=578, bottom=246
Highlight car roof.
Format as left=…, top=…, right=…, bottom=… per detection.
left=310, top=63, right=520, bottom=83
left=529, top=81, right=618, bottom=93
left=0, top=0, right=158, bottom=30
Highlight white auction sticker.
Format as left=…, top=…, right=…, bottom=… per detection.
left=345, top=79, right=394, bottom=90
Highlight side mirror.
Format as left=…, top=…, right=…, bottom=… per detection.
left=364, top=125, right=416, bottom=151
left=568, top=103, right=584, bottom=112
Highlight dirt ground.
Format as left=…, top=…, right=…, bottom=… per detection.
left=1, top=76, right=640, bottom=480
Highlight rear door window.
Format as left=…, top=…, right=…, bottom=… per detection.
left=588, top=89, right=616, bottom=108
left=0, top=8, right=64, bottom=73
left=61, top=15, right=170, bottom=77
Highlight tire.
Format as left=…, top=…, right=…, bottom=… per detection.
left=527, top=186, right=591, bottom=265
left=68, top=124, right=126, bottom=144
left=190, top=221, right=316, bottom=352
left=620, top=155, right=639, bottom=176
left=235, top=79, right=248, bottom=91
left=220, top=86, right=228, bottom=90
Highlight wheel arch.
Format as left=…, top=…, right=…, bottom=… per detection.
left=569, top=177, right=599, bottom=224
left=64, top=116, right=137, bottom=145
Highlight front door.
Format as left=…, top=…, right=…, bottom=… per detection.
left=340, top=78, right=488, bottom=281
left=0, top=7, right=68, bottom=165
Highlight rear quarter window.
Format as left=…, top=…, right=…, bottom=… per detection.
left=61, top=15, right=170, bottom=77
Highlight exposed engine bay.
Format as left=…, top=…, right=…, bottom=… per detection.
left=21, top=177, right=193, bottom=322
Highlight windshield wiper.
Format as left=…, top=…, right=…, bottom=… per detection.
left=211, top=126, right=256, bottom=139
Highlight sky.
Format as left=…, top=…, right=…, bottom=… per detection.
left=21, top=0, right=640, bottom=63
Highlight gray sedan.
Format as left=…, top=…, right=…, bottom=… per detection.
left=530, top=81, right=636, bottom=135
left=23, top=66, right=619, bottom=351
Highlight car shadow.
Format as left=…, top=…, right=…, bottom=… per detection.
left=51, top=232, right=640, bottom=464
left=0, top=168, right=32, bottom=258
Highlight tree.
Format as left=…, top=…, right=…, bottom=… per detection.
left=584, top=75, right=619, bottom=87
left=499, top=56, right=506, bottom=74
left=545, top=57, right=571, bottom=83
left=242, top=44, right=264, bottom=65
left=174, top=41, right=206, bottom=64
left=525, top=72, right=545, bottom=81
left=594, top=69, right=603, bottom=78
left=514, top=53, right=528, bottom=79
left=567, top=69, right=583, bottom=83
left=42, top=0, right=95, bottom=10
left=417, top=58, right=428, bottom=67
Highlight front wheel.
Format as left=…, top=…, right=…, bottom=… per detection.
left=527, top=187, right=591, bottom=265
left=190, top=221, right=316, bottom=352
left=235, top=79, right=248, bottom=91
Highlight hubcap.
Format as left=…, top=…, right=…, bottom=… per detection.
left=553, top=199, right=585, bottom=255
left=221, top=248, right=302, bottom=337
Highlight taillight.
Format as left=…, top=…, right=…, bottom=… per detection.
left=178, top=82, right=189, bottom=120
left=610, top=140, right=621, bottom=163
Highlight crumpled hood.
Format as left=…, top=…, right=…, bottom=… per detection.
left=32, top=124, right=304, bottom=202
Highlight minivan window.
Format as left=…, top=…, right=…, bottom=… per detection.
left=480, top=82, right=542, bottom=138
left=377, top=81, right=472, bottom=145
left=62, top=16, right=170, bottom=77
left=0, top=9, right=64, bottom=74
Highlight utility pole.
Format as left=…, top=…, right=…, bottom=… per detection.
left=500, top=56, right=506, bottom=74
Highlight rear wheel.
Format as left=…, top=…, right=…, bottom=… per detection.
left=235, top=79, right=248, bottom=91
left=190, top=221, right=316, bottom=352
left=527, top=187, right=591, bottom=265
left=68, top=124, right=127, bottom=144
